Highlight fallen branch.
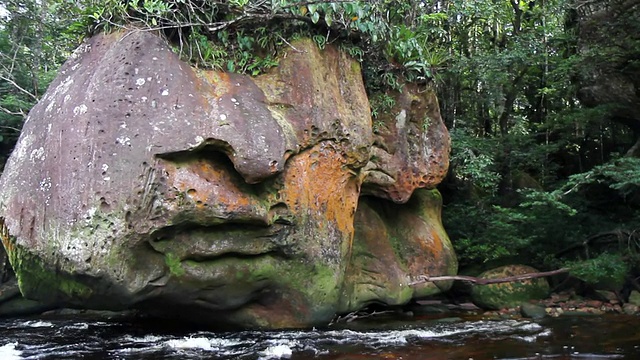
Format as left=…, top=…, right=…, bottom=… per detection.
left=408, top=268, right=570, bottom=286
left=329, top=309, right=393, bottom=325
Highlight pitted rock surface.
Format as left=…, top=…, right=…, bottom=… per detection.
left=0, top=30, right=455, bottom=329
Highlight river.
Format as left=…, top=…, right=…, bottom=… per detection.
left=0, top=312, right=638, bottom=359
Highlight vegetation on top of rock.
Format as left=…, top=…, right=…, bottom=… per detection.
left=77, top=0, right=444, bottom=88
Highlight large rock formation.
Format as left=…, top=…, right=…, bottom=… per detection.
left=0, top=30, right=455, bottom=329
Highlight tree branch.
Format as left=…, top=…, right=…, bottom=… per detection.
left=0, top=75, right=38, bottom=101
left=0, top=106, right=26, bottom=119
left=555, top=229, right=636, bottom=258
left=0, top=124, right=23, bottom=132
left=409, top=268, right=570, bottom=286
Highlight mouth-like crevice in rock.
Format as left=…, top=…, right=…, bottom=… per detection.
left=149, top=221, right=287, bottom=240
left=156, top=141, right=263, bottom=185
left=183, top=250, right=288, bottom=262
left=145, top=222, right=294, bottom=261
left=155, top=139, right=234, bottom=163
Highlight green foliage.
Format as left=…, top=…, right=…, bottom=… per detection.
left=446, top=203, right=534, bottom=266
left=369, top=93, right=395, bottom=119
left=568, top=253, right=629, bottom=289
left=519, top=189, right=577, bottom=217
left=449, top=129, right=501, bottom=195
left=437, top=0, right=640, bottom=287
left=75, top=0, right=451, bottom=86
left=562, top=157, right=640, bottom=198
left=0, top=0, right=82, bottom=169
left=339, top=43, right=364, bottom=62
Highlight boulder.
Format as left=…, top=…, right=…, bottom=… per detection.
left=471, top=265, right=550, bottom=310
left=623, top=303, right=639, bottom=315
left=0, top=30, right=455, bottom=329
left=628, top=290, right=640, bottom=306
left=520, top=302, right=547, bottom=319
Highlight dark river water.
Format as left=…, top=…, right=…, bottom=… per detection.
left=0, top=313, right=638, bottom=359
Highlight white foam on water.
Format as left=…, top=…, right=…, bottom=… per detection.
left=21, top=321, right=53, bottom=328
left=111, top=335, right=166, bottom=357
left=113, top=346, right=166, bottom=356
left=540, top=329, right=552, bottom=336
left=258, top=344, right=293, bottom=359
left=163, top=336, right=246, bottom=352
left=319, top=327, right=466, bottom=346
left=165, top=337, right=214, bottom=350
left=0, top=342, right=22, bottom=359
left=516, top=334, right=539, bottom=343
left=520, top=328, right=551, bottom=341
left=288, top=320, right=550, bottom=348
left=121, top=334, right=165, bottom=343
left=207, top=337, right=244, bottom=348
left=4, top=318, right=550, bottom=359
left=62, top=323, right=89, bottom=330
left=516, top=322, right=544, bottom=331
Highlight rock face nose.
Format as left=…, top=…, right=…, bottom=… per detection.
left=0, top=30, right=456, bottom=329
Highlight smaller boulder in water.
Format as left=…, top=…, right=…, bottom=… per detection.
left=471, top=265, right=550, bottom=310
left=520, top=302, right=547, bottom=319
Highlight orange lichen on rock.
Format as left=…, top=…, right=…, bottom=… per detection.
left=342, top=189, right=457, bottom=310
left=279, top=142, right=359, bottom=238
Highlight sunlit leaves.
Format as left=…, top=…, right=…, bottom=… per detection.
left=568, top=253, right=629, bottom=289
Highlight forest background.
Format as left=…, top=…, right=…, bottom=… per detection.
left=1, top=0, right=639, bottom=294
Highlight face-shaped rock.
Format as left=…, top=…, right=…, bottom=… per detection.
left=0, top=31, right=456, bottom=329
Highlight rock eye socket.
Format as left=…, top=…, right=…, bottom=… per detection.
left=156, top=142, right=243, bottom=180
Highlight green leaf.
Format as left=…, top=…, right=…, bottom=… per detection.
left=325, top=13, right=333, bottom=27
left=311, top=12, right=320, bottom=24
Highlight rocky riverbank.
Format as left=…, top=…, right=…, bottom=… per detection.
left=411, top=290, right=640, bottom=321
left=490, top=290, right=640, bottom=318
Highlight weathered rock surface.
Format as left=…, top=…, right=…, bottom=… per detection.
left=471, top=265, right=550, bottom=310
left=0, top=30, right=455, bottom=329
left=341, top=189, right=456, bottom=311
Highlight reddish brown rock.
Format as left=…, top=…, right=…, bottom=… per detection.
left=0, top=30, right=454, bottom=329
left=340, top=189, right=457, bottom=311
left=364, top=85, right=450, bottom=203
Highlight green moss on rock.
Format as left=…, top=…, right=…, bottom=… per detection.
left=471, top=265, right=549, bottom=310
left=4, top=238, right=92, bottom=303
left=164, top=253, right=185, bottom=277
